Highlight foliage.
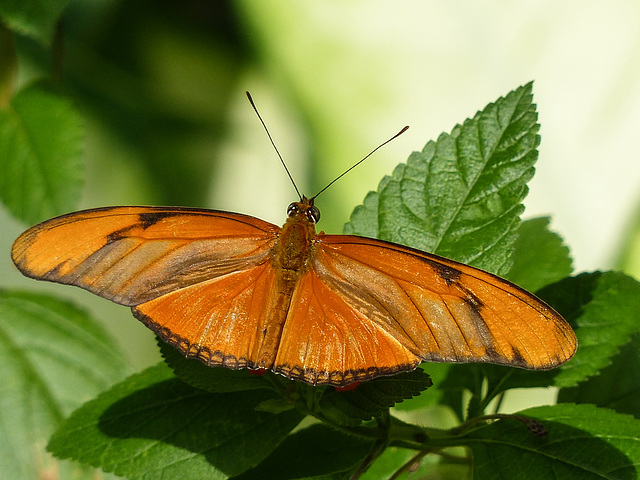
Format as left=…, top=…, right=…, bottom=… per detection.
left=2, top=7, right=640, bottom=479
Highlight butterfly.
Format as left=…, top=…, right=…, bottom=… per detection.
left=10, top=95, right=577, bottom=387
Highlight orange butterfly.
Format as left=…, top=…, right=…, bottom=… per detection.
left=11, top=97, right=577, bottom=387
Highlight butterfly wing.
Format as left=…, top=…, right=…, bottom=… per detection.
left=12, top=206, right=280, bottom=306
left=13, top=206, right=577, bottom=386
left=131, top=260, right=282, bottom=370
left=273, top=234, right=576, bottom=385
left=12, top=206, right=289, bottom=369
left=273, top=268, right=422, bottom=385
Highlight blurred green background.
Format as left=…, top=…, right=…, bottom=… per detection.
left=2, top=0, right=640, bottom=373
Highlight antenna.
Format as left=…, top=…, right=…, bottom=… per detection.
left=311, top=125, right=409, bottom=200
left=246, top=91, right=302, bottom=199
left=246, top=91, right=409, bottom=202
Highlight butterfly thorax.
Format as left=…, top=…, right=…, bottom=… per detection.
left=274, top=198, right=318, bottom=278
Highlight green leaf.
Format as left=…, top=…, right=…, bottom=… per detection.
left=0, top=290, right=127, bottom=480
left=233, top=424, right=374, bottom=480
left=558, top=329, right=640, bottom=419
left=461, top=404, right=640, bottom=479
left=0, top=81, right=84, bottom=224
left=319, top=370, right=432, bottom=426
left=48, top=364, right=305, bottom=480
left=345, top=82, right=539, bottom=276
left=538, top=271, right=640, bottom=387
left=159, top=339, right=273, bottom=393
left=506, top=216, right=573, bottom=292
left=0, top=0, right=70, bottom=45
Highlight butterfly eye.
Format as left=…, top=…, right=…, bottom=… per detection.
left=287, top=203, right=299, bottom=217
left=307, top=205, right=321, bottom=223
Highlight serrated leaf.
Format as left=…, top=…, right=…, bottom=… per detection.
left=558, top=329, right=640, bottom=419
left=0, top=81, right=84, bottom=224
left=233, top=424, right=374, bottom=480
left=392, top=363, right=454, bottom=412
left=506, top=216, right=573, bottom=292
left=160, top=339, right=273, bottom=393
left=48, top=364, right=305, bottom=480
left=0, top=290, right=127, bottom=480
left=0, top=0, right=70, bottom=45
left=319, top=370, right=432, bottom=426
left=461, top=404, right=640, bottom=479
left=345, top=82, right=539, bottom=276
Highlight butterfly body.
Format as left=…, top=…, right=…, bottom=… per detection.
left=12, top=199, right=577, bottom=387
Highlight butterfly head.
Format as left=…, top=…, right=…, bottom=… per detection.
left=287, top=196, right=321, bottom=224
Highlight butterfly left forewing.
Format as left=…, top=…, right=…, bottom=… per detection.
left=12, top=206, right=280, bottom=306
left=305, top=234, right=576, bottom=372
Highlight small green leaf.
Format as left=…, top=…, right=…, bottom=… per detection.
left=345, top=82, right=539, bottom=276
left=558, top=329, right=640, bottom=419
left=506, top=216, right=573, bottom=292
left=234, top=424, right=374, bottom=480
left=392, top=363, right=454, bottom=412
left=0, top=0, right=70, bottom=45
left=320, top=371, right=432, bottom=426
left=48, top=364, right=305, bottom=479
left=160, top=339, right=273, bottom=393
left=0, top=290, right=127, bottom=480
left=461, top=404, right=640, bottom=479
left=0, top=81, right=84, bottom=224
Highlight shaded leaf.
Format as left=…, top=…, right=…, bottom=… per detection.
left=0, top=0, right=70, bottom=45
left=0, top=81, right=84, bottom=224
left=506, top=216, right=572, bottom=292
left=461, top=404, right=640, bottom=479
left=160, top=339, right=273, bottom=393
left=234, top=424, right=374, bottom=480
left=320, top=370, right=432, bottom=426
left=48, top=364, right=305, bottom=480
left=558, top=329, right=640, bottom=419
left=0, top=290, right=127, bottom=479
left=345, top=82, right=539, bottom=276
left=538, top=271, right=640, bottom=387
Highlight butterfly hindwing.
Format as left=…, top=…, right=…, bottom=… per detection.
left=133, top=261, right=281, bottom=370
left=274, top=269, right=422, bottom=385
